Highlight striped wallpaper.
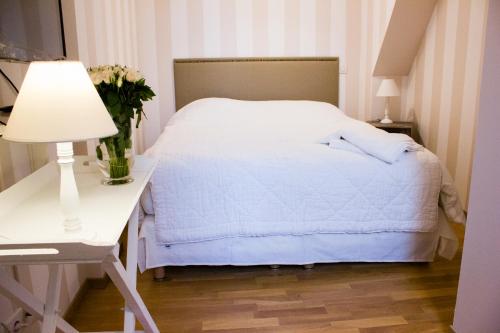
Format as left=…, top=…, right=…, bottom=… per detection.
left=402, top=0, right=488, bottom=205
left=147, top=0, right=397, bottom=148
left=61, top=0, right=398, bottom=153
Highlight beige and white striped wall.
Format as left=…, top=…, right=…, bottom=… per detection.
left=136, top=0, right=397, bottom=148
left=37, top=0, right=398, bottom=155
left=402, top=0, right=489, bottom=204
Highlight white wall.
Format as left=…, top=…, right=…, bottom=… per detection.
left=453, top=0, right=500, bottom=331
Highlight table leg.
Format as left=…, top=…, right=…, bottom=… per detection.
left=124, top=204, right=140, bottom=332
left=0, top=267, right=77, bottom=333
left=102, top=255, right=159, bottom=333
left=41, top=264, right=63, bottom=333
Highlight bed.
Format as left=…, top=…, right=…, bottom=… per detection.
left=137, top=58, right=464, bottom=273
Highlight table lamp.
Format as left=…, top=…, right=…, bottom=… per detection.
left=2, top=61, right=118, bottom=233
left=376, top=79, right=400, bottom=124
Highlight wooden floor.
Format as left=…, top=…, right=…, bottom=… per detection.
left=68, top=226, right=464, bottom=333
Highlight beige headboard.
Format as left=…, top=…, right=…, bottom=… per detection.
left=173, top=57, right=339, bottom=110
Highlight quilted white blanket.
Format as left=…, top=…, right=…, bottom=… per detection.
left=144, top=98, right=465, bottom=245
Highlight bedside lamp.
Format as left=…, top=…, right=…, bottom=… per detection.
left=376, top=79, right=400, bottom=124
left=3, top=61, right=118, bottom=233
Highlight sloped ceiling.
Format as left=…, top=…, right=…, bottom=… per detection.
left=373, top=0, right=437, bottom=76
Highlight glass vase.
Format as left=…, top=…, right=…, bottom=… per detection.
left=97, top=145, right=135, bottom=185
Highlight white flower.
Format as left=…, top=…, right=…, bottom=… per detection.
left=88, top=68, right=103, bottom=85
left=90, top=71, right=102, bottom=85
left=102, top=69, right=113, bottom=84
left=113, top=66, right=124, bottom=77
left=125, top=69, right=142, bottom=82
left=87, top=65, right=144, bottom=87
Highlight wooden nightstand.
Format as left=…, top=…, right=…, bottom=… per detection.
left=367, top=120, right=417, bottom=141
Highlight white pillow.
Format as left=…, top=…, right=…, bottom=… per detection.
left=170, top=98, right=346, bottom=143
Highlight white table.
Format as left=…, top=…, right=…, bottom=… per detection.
left=0, top=156, right=159, bottom=333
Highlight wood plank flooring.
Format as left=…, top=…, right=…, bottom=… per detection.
left=68, top=225, right=464, bottom=332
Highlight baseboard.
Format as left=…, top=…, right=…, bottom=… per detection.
left=63, top=274, right=110, bottom=321
left=63, top=278, right=89, bottom=321
left=87, top=274, right=110, bottom=289
left=64, top=237, right=121, bottom=321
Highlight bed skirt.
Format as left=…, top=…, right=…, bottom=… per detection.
left=137, top=210, right=458, bottom=272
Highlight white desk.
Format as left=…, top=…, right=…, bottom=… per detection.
left=0, top=156, right=159, bottom=333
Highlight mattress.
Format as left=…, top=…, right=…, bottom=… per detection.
left=137, top=211, right=459, bottom=271
left=142, top=98, right=463, bottom=246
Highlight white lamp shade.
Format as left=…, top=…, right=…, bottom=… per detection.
left=376, top=79, right=400, bottom=97
left=3, top=61, right=118, bottom=143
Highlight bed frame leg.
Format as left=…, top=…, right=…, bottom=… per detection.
left=153, top=267, right=167, bottom=282
left=270, top=265, right=280, bottom=270
left=303, top=264, right=315, bottom=270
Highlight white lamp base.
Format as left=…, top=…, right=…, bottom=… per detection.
left=57, top=142, right=83, bottom=233
left=57, top=143, right=97, bottom=241
left=380, top=98, right=393, bottom=124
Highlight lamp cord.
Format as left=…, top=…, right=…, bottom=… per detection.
left=0, top=120, right=5, bottom=138
left=0, top=67, right=17, bottom=138
left=0, top=68, right=19, bottom=93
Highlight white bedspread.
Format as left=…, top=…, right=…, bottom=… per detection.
left=143, top=98, right=465, bottom=245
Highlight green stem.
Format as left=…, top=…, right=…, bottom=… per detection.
left=104, top=138, right=117, bottom=160
left=109, top=156, right=129, bottom=179
left=102, top=136, right=130, bottom=179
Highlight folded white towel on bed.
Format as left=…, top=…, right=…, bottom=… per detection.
left=328, top=138, right=365, bottom=155
left=326, top=120, right=423, bottom=163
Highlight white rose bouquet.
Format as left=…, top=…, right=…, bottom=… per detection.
left=88, top=65, right=155, bottom=182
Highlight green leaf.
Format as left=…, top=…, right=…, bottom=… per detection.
left=96, top=145, right=103, bottom=160
left=125, top=137, right=132, bottom=149
left=107, top=91, right=119, bottom=106
left=109, top=103, right=121, bottom=117
left=119, top=113, right=128, bottom=123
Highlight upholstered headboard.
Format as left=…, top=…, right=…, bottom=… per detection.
left=173, top=57, right=339, bottom=110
